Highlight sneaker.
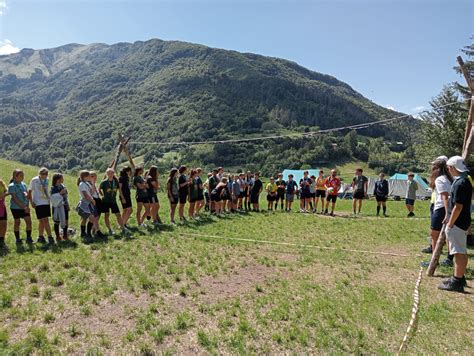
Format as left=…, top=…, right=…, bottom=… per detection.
left=108, top=229, right=115, bottom=235
left=438, top=276, right=464, bottom=293
left=83, top=234, right=93, bottom=244
left=407, top=212, right=415, bottom=218
left=329, top=212, right=335, bottom=217
left=37, top=236, right=47, bottom=244
left=440, top=258, right=454, bottom=267
left=97, top=231, right=106, bottom=238
left=421, top=246, right=433, bottom=254
left=383, top=213, right=388, bottom=217
left=26, top=237, right=34, bottom=245
left=48, top=236, right=56, bottom=245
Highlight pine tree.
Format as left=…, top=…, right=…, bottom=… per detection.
left=454, top=36, right=474, bottom=99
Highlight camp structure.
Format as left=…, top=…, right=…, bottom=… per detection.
left=281, top=169, right=320, bottom=184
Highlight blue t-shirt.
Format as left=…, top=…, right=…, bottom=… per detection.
left=286, top=180, right=298, bottom=194
left=8, top=181, right=29, bottom=210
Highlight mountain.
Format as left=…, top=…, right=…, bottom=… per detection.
left=0, top=38, right=413, bottom=173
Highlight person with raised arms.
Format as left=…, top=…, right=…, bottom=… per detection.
left=285, top=174, right=298, bottom=212
left=374, top=172, right=389, bottom=217
left=100, top=168, right=128, bottom=235
left=29, top=167, right=54, bottom=244
left=0, top=178, right=9, bottom=248
left=119, top=166, right=133, bottom=228
left=351, top=168, right=368, bottom=215
left=325, top=169, right=341, bottom=216
left=8, top=169, right=32, bottom=245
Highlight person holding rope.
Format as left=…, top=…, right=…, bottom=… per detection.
left=438, top=156, right=471, bottom=293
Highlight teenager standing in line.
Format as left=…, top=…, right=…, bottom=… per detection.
left=133, top=167, right=150, bottom=227
left=50, top=173, right=70, bottom=241
left=285, top=174, right=298, bottom=211
left=374, top=172, right=389, bottom=217
left=119, top=167, right=133, bottom=228
left=0, top=178, right=8, bottom=248
left=29, top=167, right=54, bottom=244
left=274, top=173, right=286, bottom=211
left=314, top=170, right=326, bottom=214
left=8, top=169, right=32, bottom=245
left=351, top=168, right=368, bottom=215
left=99, top=168, right=128, bottom=235
left=167, top=168, right=179, bottom=225
left=325, top=169, right=341, bottom=216
left=405, top=172, right=418, bottom=217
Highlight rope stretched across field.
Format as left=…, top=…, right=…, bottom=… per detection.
left=128, top=99, right=468, bottom=146
left=397, top=267, right=423, bottom=355
left=173, top=231, right=413, bottom=257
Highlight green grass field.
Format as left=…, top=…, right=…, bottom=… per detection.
left=0, top=159, right=472, bottom=354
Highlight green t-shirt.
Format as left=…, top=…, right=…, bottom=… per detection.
left=100, top=179, right=118, bottom=203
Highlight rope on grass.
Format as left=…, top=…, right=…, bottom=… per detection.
left=174, top=231, right=413, bottom=257
left=397, top=267, right=423, bottom=355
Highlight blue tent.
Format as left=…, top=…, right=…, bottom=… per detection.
left=281, top=169, right=320, bottom=184
left=389, top=173, right=429, bottom=190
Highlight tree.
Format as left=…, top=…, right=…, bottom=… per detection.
left=416, top=85, right=467, bottom=162
left=454, top=36, right=474, bottom=99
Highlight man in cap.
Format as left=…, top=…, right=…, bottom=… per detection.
left=438, top=156, right=471, bottom=292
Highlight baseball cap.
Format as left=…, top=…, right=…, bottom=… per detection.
left=432, top=155, right=448, bottom=164
left=447, top=156, right=469, bottom=172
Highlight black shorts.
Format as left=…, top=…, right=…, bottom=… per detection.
left=101, top=201, right=120, bottom=214
left=327, top=195, right=337, bottom=203
left=353, top=191, right=365, bottom=200
left=375, top=195, right=387, bottom=202
left=136, top=196, right=150, bottom=204
left=276, top=191, right=285, bottom=200
left=35, top=205, right=51, bottom=219
left=190, top=196, right=199, bottom=203
left=122, top=196, right=132, bottom=209
left=250, top=194, right=259, bottom=204
left=11, top=209, right=29, bottom=219
left=309, top=192, right=316, bottom=199
left=430, top=207, right=446, bottom=232
left=149, top=193, right=159, bottom=204
left=169, top=194, right=179, bottom=205
left=239, top=192, right=246, bottom=198
left=210, top=193, right=221, bottom=202
left=0, top=209, right=6, bottom=221
left=267, top=194, right=276, bottom=202
left=197, top=192, right=204, bottom=201
left=52, top=207, right=69, bottom=222
left=93, top=198, right=103, bottom=216
left=179, top=192, right=188, bottom=204
left=300, top=191, right=311, bottom=199
left=316, top=190, right=326, bottom=198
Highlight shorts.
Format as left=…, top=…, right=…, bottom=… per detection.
left=197, top=192, right=204, bottom=201
left=11, top=208, right=30, bottom=219
left=430, top=207, right=446, bottom=232
left=309, top=192, right=316, bottom=199
left=375, top=195, right=387, bottom=202
left=300, top=191, right=311, bottom=199
left=149, top=193, right=159, bottom=204
left=0, top=210, right=6, bottom=221
left=136, top=196, right=150, bottom=204
left=267, top=194, right=276, bottom=202
left=52, top=207, right=69, bottom=223
left=169, top=194, right=179, bottom=205
left=327, top=195, right=338, bottom=203
left=405, top=198, right=415, bottom=206
left=250, top=193, right=259, bottom=204
left=316, top=190, right=326, bottom=198
left=446, top=224, right=467, bottom=254
left=179, top=191, right=188, bottom=204
left=286, top=193, right=295, bottom=202
left=101, top=201, right=120, bottom=214
left=93, top=198, right=103, bottom=216
left=122, top=196, right=132, bottom=209
left=210, top=193, right=221, bottom=202
left=353, top=191, right=365, bottom=200
left=35, top=205, right=51, bottom=219
left=276, top=192, right=285, bottom=201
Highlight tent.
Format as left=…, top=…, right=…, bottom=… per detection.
left=366, top=174, right=431, bottom=199
left=281, top=169, right=320, bottom=184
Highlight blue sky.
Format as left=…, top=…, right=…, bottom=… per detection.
left=0, top=0, right=472, bottom=114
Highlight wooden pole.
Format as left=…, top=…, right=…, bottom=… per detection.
left=427, top=56, right=474, bottom=276
left=110, top=134, right=126, bottom=172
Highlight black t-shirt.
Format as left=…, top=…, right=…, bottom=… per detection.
left=448, top=176, right=472, bottom=231
left=353, top=175, right=368, bottom=193
left=286, top=180, right=298, bottom=194
left=178, top=174, right=188, bottom=195
left=119, top=176, right=130, bottom=198
left=251, top=179, right=263, bottom=195
left=300, top=177, right=312, bottom=193
left=275, top=179, right=286, bottom=194
left=147, top=177, right=156, bottom=196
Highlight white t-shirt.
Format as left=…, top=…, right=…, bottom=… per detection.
left=29, top=176, right=50, bottom=206
left=79, top=181, right=91, bottom=201
left=434, top=175, right=451, bottom=211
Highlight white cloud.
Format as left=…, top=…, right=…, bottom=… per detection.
left=0, top=39, right=20, bottom=55
left=0, top=1, right=7, bottom=16
left=386, top=105, right=396, bottom=111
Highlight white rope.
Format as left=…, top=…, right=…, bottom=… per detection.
left=172, top=231, right=413, bottom=257
left=129, top=99, right=466, bottom=146
left=397, top=267, right=423, bottom=355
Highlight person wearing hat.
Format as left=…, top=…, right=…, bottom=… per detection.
left=438, top=156, right=471, bottom=292
left=405, top=172, right=418, bottom=217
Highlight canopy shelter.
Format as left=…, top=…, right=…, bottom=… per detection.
left=281, top=169, right=320, bottom=184
left=366, top=174, right=431, bottom=199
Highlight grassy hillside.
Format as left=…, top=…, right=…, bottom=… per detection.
left=0, top=159, right=472, bottom=354
left=0, top=39, right=416, bottom=174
